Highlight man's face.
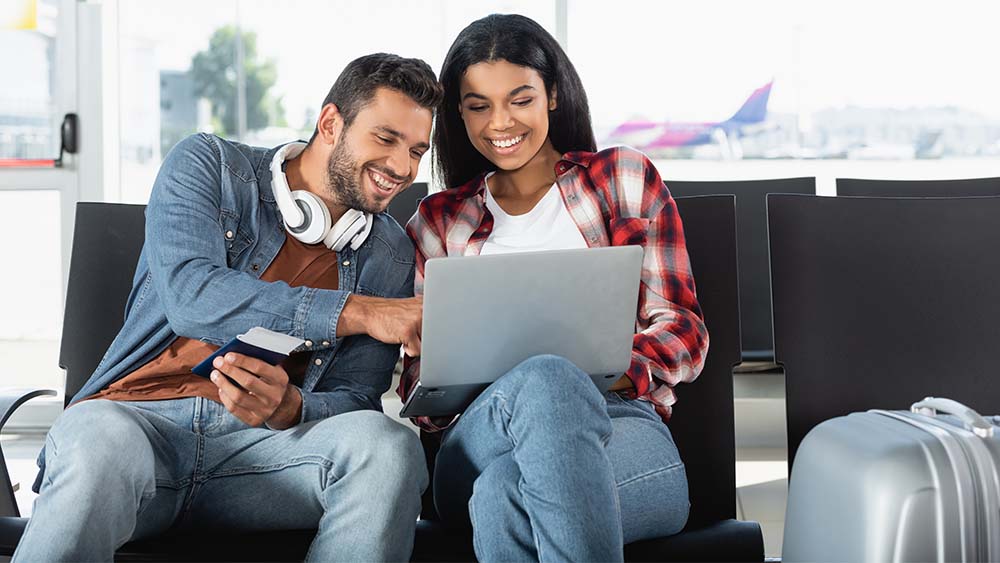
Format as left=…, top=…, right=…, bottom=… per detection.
left=325, top=87, right=433, bottom=214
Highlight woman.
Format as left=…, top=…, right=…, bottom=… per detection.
left=398, top=14, right=708, bottom=562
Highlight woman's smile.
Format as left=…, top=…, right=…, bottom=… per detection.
left=487, top=133, right=527, bottom=155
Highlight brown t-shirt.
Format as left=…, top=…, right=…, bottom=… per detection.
left=88, top=232, right=340, bottom=403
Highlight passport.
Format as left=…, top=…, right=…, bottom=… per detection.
left=192, top=327, right=306, bottom=378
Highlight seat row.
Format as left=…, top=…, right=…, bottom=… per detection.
left=0, top=199, right=763, bottom=561
left=667, top=175, right=1000, bottom=364
left=3, top=178, right=999, bottom=560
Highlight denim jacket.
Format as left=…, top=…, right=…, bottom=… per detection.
left=35, top=133, right=414, bottom=491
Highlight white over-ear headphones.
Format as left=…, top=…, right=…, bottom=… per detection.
left=270, top=141, right=373, bottom=252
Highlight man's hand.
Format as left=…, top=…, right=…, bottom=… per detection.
left=338, top=294, right=423, bottom=356
left=210, top=353, right=302, bottom=429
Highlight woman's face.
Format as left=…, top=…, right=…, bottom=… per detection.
left=458, top=60, right=557, bottom=173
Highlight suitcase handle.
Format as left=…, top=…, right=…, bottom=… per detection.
left=911, top=397, right=995, bottom=438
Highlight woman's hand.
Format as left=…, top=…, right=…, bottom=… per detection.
left=607, top=374, right=635, bottom=392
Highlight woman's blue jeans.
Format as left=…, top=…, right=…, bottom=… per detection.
left=433, top=354, right=690, bottom=562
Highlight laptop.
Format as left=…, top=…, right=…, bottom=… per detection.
left=399, top=246, right=643, bottom=418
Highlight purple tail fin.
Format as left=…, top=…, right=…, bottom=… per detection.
left=727, top=82, right=772, bottom=124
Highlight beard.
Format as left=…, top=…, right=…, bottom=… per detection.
left=325, top=133, right=408, bottom=215
left=324, top=135, right=381, bottom=215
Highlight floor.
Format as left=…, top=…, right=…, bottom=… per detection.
left=1, top=370, right=790, bottom=559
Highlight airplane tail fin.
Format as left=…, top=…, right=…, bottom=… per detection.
left=726, top=81, right=772, bottom=124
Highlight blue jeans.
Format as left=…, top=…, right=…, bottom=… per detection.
left=433, top=355, right=689, bottom=562
left=14, top=398, right=427, bottom=562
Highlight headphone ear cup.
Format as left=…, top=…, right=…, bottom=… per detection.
left=286, top=191, right=332, bottom=245
left=349, top=212, right=374, bottom=251
left=324, top=209, right=370, bottom=252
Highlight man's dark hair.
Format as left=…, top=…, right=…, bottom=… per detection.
left=434, top=14, right=597, bottom=188
left=311, top=53, right=443, bottom=140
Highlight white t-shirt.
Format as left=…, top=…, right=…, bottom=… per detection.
left=480, top=172, right=589, bottom=255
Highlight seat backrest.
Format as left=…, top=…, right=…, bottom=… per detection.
left=386, top=181, right=428, bottom=228
left=669, top=195, right=741, bottom=528
left=768, top=194, right=1000, bottom=466
left=666, top=178, right=815, bottom=362
left=59, top=203, right=147, bottom=406
left=837, top=176, right=1000, bottom=197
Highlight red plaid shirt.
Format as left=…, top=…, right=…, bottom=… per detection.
left=398, top=146, right=708, bottom=432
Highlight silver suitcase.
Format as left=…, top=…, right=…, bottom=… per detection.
left=783, top=397, right=1000, bottom=562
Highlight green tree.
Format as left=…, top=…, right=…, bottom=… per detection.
left=190, top=26, right=285, bottom=136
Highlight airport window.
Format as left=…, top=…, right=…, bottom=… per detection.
left=0, top=0, right=60, bottom=160
left=0, top=0, right=76, bottom=403
left=0, top=190, right=65, bottom=392
left=569, top=0, right=1000, bottom=162
left=117, top=0, right=557, bottom=203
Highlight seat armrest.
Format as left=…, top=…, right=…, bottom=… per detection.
left=0, top=388, right=56, bottom=517
left=625, top=519, right=765, bottom=562
left=0, top=388, right=58, bottom=431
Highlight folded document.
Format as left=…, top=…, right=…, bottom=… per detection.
left=192, top=327, right=305, bottom=377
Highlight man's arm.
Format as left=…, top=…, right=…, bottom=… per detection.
left=211, top=275, right=422, bottom=429
left=145, top=134, right=350, bottom=347
left=211, top=292, right=422, bottom=429
left=337, top=294, right=422, bottom=356
left=396, top=195, right=459, bottom=433
left=296, top=255, right=420, bottom=424
left=149, top=135, right=423, bottom=427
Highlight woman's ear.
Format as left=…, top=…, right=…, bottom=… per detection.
left=549, top=85, right=558, bottom=111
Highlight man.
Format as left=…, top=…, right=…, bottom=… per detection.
left=14, top=53, right=442, bottom=562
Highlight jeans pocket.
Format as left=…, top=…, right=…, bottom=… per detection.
left=118, top=398, right=197, bottom=429
left=604, top=390, right=626, bottom=405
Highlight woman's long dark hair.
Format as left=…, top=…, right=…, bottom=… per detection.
left=434, top=14, right=597, bottom=189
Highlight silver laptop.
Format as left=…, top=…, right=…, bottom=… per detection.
left=399, top=246, right=643, bottom=418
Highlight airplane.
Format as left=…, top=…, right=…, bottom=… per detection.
left=603, top=81, right=773, bottom=159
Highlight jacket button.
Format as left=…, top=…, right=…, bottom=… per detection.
left=304, top=340, right=313, bottom=347
left=225, top=230, right=234, bottom=240
left=342, top=260, right=351, bottom=267
left=314, top=359, right=323, bottom=366
left=322, top=340, right=330, bottom=347
left=251, top=264, right=260, bottom=271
